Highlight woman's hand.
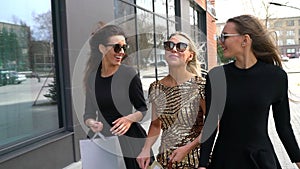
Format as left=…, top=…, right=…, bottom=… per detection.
left=168, top=144, right=191, bottom=164
left=136, top=148, right=151, bottom=169
left=296, top=162, right=300, bottom=169
left=110, top=116, right=133, bottom=136
left=86, top=119, right=103, bottom=133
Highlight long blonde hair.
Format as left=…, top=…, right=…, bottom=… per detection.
left=168, top=32, right=204, bottom=77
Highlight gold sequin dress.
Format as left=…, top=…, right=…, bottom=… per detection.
left=148, top=76, right=206, bottom=169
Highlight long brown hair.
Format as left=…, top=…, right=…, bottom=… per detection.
left=227, top=15, right=282, bottom=67
left=84, top=24, right=126, bottom=90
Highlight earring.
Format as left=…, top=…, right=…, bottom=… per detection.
left=242, top=42, right=246, bottom=47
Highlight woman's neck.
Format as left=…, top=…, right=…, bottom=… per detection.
left=235, top=53, right=257, bottom=69
left=100, top=61, right=119, bottom=77
left=166, top=67, right=193, bottom=85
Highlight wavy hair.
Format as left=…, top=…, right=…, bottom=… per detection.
left=227, top=15, right=282, bottom=67
left=168, top=32, right=204, bottom=77
left=84, top=24, right=126, bottom=90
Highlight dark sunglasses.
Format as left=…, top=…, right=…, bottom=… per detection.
left=163, top=41, right=188, bottom=52
left=219, top=33, right=241, bottom=43
left=106, top=44, right=128, bottom=53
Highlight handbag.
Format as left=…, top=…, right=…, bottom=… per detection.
left=79, top=132, right=126, bottom=169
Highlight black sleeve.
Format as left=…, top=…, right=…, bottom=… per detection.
left=272, top=71, right=300, bottom=162
left=83, top=70, right=98, bottom=122
left=129, top=74, right=148, bottom=117
left=199, top=73, right=218, bottom=167
left=199, top=66, right=227, bottom=167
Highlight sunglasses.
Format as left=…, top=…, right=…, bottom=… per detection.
left=106, top=44, right=128, bottom=53
left=163, top=41, right=188, bottom=52
left=219, top=33, right=241, bottom=43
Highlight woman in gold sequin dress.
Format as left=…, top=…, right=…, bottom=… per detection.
left=137, top=32, right=206, bottom=169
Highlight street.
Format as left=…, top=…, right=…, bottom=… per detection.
left=0, top=77, right=58, bottom=147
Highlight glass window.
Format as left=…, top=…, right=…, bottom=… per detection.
left=113, top=0, right=176, bottom=84
left=0, top=0, right=59, bottom=153
left=286, top=30, right=295, bottom=36
left=274, top=21, right=282, bottom=27
left=136, top=0, right=153, bottom=11
left=167, top=0, right=175, bottom=20
left=287, top=48, right=296, bottom=53
left=286, top=20, right=294, bottom=26
left=286, top=39, right=295, bottom=45
left=189, top=3, right=207, bottom=70
left=154, top=0, right=167, bottom=18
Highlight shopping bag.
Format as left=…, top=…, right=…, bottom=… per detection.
left=79, top=132, right=126, bottom=169
left=147, top=161, right=163, bottom=169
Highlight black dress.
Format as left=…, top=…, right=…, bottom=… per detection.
left=84, top=64, right=153, bottom=169
left=199, top=61, right=300, bottom=169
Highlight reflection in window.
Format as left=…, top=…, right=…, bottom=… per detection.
left=154, top=0, right=167, bottom=17
left=167, top=0, right=175, bottom=20
left=113, top=0, right=176, bottom=89
left=136, top=0, right=153, bottom=11
left=0, top=0, right=59, bottom=152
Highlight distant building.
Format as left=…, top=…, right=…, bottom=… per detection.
left=31, top=41, right=54, bottom=73
left=269, top=16, right=300, bottom=58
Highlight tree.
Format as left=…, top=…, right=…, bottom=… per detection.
left=217, top=43, right=234, bottom=64
left=44, top=74, right=57, bottom=104
left=32, top=10, right=53, bottom=41
left=0, top=27, right=22, bottom=70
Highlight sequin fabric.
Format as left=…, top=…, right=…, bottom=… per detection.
left=148, top=76, right=206, bottom=168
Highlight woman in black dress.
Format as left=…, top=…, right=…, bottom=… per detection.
left=198, top=15, right=300, bottom=169
left=83, top=24, right=153, bottom=169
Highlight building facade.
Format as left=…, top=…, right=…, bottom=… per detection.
left=269, top=16, right=300, bottom=58
left=0, top=0, right=217, bottom=168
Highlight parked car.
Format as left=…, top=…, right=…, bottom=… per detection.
left=149, top=60, right=167, bottom=67
left=281, top=55, right=289, bottom=62
left=7, top=71, right=27, bottom=84
left=0, top=69, right=9, bottom=86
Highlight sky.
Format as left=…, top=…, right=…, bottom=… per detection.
left=0, top=0, right=51, bottom=26
left=215, top=0, right=300, bottom=23
left=1, top=0, right=299, bottom=27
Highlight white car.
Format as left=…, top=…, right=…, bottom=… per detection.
left=281, top=56, right=289, bottom=62
left=8, top=71, right=27, bottom=84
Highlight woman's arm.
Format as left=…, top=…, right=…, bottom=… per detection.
left=110, top=111, right=143, bottom=136
left=137, top=103, right=161, bottom=169
left=110, top=74, right=147, bottom=135
left=272, top=73, right=300, bottom=163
